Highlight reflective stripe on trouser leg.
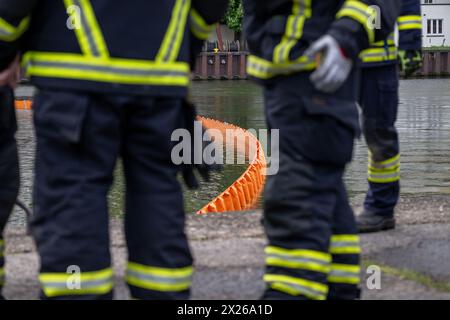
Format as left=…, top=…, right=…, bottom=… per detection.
left=39, top=268, right=114, bottom=298
left=368, top=153, right=400, bottom=183
left=327, top=182, right=361, bottom=300
left=328, top=235, right=361, bottom=299
left=262, top=78, right=357, bottom=300
left=126, top=263, right=193, bottom=295
left=122, top=98, right=193, bottom=300
left=360, top=65, right=400, bottom=214
left=264, top=246, right=331, bottom=300
left=31, top=92, right=120, bottom=300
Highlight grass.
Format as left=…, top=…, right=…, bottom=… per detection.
left=362, top=259, right=450, bottom=293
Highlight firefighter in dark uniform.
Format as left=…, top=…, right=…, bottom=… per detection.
left=357, top=0, right=423, bottom=233
left=0, top=59, right=21, bottom=299
left=244, top=0, right=401, bottom=300
left=0, top=0, right=227, bottom=300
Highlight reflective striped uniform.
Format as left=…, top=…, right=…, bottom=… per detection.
left=359, top=0, right=422, bottom=217
left=0, top=0, right=221, bottom=96
left=244, top=0, right=400, bottom=300
left=0, top=0, right=226, bottom=300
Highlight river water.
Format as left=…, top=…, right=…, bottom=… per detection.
left=9, top=79, right=450, bottom=224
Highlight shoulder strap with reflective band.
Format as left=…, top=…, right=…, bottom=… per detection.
left=190, top=8, right=215, bottom=40
left=397, top=15, right=422, bottom=31
left=273, top=0, right=312, bottom=64
left=336, top=0, right=377, bottom=45
left=64, top=0, right=109, bottom=58
left=156, top=0, right=191, bottom=62
left=24, top=0, right=191, bottom=87
left=0, top=16, right=30, bottom=42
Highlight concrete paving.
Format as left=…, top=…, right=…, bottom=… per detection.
left=3, top=195, right=450, bottom=300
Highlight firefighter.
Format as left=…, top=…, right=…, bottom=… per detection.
left=243, top=0, right=401, bottom=300
left=0, top=0, right=227, bottom=300
left=357, top=0, right=423, bottom=233
left=0, top=57, right=21, bottom=300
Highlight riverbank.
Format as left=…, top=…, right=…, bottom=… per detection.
left=3, top=194, right=450, bottom=300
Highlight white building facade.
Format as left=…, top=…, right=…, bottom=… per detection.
left=421, top=0, right=450, bottom=47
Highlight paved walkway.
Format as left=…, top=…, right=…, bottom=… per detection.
left=3, top=194, right=450, bottom=300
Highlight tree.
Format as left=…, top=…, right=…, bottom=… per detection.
left=224, top=0, right=243, bottom=33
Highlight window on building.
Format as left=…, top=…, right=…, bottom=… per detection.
left=424, top=0, right=433, bottom=4
left=427, top=19, right=443, bottom=34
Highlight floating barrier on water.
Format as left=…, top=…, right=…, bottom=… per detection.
left=15, top=100, right=267, bottom=214
left=197, top=117, right=267, bottom=214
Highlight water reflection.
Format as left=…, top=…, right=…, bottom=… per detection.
left=9, top=79, right=450, bottom=224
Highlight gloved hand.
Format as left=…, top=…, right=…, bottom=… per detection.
left=398, top=50, right=422, bottom=78
left=305, top=35, right=353, bottom=93
left=181, top=100, right=222, bottom=190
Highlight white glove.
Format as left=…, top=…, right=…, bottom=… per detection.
left=305, top=35, right=353, bottom=93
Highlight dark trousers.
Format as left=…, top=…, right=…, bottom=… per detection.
left=261, top=73, right=361, bottom=300
left=0, top=86, right=20, bottom=294
left=31, top=90, right=193, bottom=300
left=360, top=64, right=400, bottom=217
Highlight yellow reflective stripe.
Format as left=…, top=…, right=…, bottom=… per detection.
left=368, top=170, right=400, bottom=183
left=331, top=235, right=359, bottom=243
left=360, top=46, right=397, bottom=63
left=369, top=153, right=400, bottom=170
left=398, top=15, right=422, bottom=31
left=40, top=268, right=113, bottom=283
left=337, top=0, right=377, bottom=44
left=368, top=154, right=401, bottom=183
left=247, top=54, right=316, bottom=79
left=273, top=0, right=311, bottom=63
left=328, top=264, right=361, bottom=285
left=0, top=16, right=30, bottom=42
left=190, top=8, right=215, bottom=40
left=126, top=262, right=193, bottom=292
left=330, top=235, right=361, bottom=254
left=64, top=0, right=109, bottom=58
left=265, top=246, right=331, bottom=262
left=156, top=0, right=191, bottom=62
left=23, top=51, right=190, bottom=86
left=39, top=268, right=114, bottom=297
left=266, top=246, right=331, bottom=273
left=265, top=274, right=328, bottom=300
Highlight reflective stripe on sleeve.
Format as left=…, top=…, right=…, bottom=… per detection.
left=336, top=0, right=377, bottom=44
left=0, top=16, right=30, bottom=42
left=247, top=54, right=316, bottom=79
left=398, top=15, right=422, bottom=31
left=190, top=8, right=215, bottom=40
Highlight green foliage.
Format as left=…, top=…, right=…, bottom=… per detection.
left=224, top=0, right=243, bottom=33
